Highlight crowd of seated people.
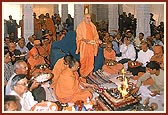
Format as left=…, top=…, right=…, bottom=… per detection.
left=3, top=12, right=165, bottom=111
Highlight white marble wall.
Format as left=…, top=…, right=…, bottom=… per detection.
left=74, top=4, right=84, bottom=30
left=61, top=4, right=68, bottom=23
left=23, top=4, right=34, bottom=43
left=108, top=4, right=119, bottom=33
left=135, top=4, right=150, bottom=39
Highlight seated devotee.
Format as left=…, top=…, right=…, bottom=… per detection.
left=102, top=42, right=123, bottom=74
left=100, top=32, right=109, bottom=48
left=5, top=60, right=28, bottom=95
left=26, top=35, right=35, bottom=51
left=50, top=55, right=74, bottom=90
left=45, top=13, right=56, bottom=38
left=153, top=33, right=164, bottom=46
left=28, top=79, right=46, bottom=102
left=28, top=73, right=56, bottom=103
left=126, top=30, right=135, bottom=44
left=4, top=37, right=11, bottom=48
left=131, top=61, right=164, bottom=106
left=9, top=74, right=38, bottom=111
left=133, top=32, right=144, bottom=49
left=55, top=59, right=96, bottom=103
left=146, top=36, right=155, bottom=50
left=41, top=37, right=51, bottom=58
left=109, top=35, right=121, bottom=57
left=16, top=38, right=29, bottom=60
left=150, top=45, right=164, bottom=70
left=56, top=31, right=66, bottom=41
left=127, top=41, right=154, bottom=76
left=28, top=39, right=50, bottom=65
left=36, top=24, right=49, bottom=40
left=4, top=49, right=14, bottom=87
left=4, top=95, right=21, bottom=111
left=27, top=47, right=51, bottom=76
left=118, top=36, right=136, bottom=65
left=8, top=42, right=22, bottom=65
left=45, top=30, right=57, bottom=42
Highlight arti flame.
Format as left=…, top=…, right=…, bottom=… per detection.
left=118, top=69, right=129, bottom=98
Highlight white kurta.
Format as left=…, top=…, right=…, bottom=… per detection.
left=136, top=49, right=154, bottom=67
left=120, top=43, right=136, bottom=61
left=10, top=90, right=38, bottom=111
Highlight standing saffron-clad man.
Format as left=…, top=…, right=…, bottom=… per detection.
left=75, top=14, right=102, bottom=80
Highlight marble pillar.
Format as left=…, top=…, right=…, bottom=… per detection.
left=54, top=4, right=59, bottom=14
left=61, top=4, right=68, bottom=23
left=108, top=4, right=119, bottom=33
left=23, top=4, right=34, bottom=44
left=118, top=4, right=123, bottom=15
left=74, top=4, right=84, bottom=30
left=135, top=4, right=150, bottom=38
left=89, top=4, right=97, bottom=24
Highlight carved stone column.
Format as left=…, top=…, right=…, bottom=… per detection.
left=61, top=4, right=68, bottom=23
left=74, top=4, right=84, bottom=30
left=108, top=4, right=119, bottom=33
left=54, top=4, right=59, bottom=14
left=135, top=4, right=150, bottom=38
left=23, top=4, right=33, bottom=43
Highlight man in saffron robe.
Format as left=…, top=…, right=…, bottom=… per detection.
left=75, top=14, right=102, bottom=79
left=28, top=39, right=50, bottom=65
left=150, top=45, right=164, bottom=70
left=27, top=47, right=50, bottom=76
left=50, top=55, right=74, bottom=92
left=55, top=59, right=95, bottom=103
left=102, top=42, right=123, bottom=74
left=33, top=12, right=41, bottom=35
left=45, top=13, right=56, bottom=38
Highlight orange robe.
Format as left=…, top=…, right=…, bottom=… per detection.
left=34, top=18, right=41, bottom=34
left=150, top=45, right=164, bottom=70
left=42, top=43, right=51, bottom=57
left=45, top=18, right=56, bottom=37
left=76, top=21, right=99, bottom=77
left=55, top=68, right=92, bottom=103
left=50, top=58, right=67, bottom=89
left=28, top=48, right=51, bottom=76
left=102, top=49, right=123, bottom=74
left=28, top=47, right=49, bottom=59
left=28, top=55, right=46, bottom=70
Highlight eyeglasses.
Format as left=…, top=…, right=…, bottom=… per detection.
left=20, top=66, right=28, bottom=70
left=16, top=82, right=28, bottom=87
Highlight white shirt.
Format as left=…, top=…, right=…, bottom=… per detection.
left=5, top=73, right=16, bottom=95
left=41, top=82, right=57, bottom=102
left=16, top=45, right=29, bottom=59
left=10, top=90, right=38, bottom=111
left=134, top=37, right=144, bottom=47
left=120, top=43, right=136, bottom=61
left=136, top=49, right=154, bottom=67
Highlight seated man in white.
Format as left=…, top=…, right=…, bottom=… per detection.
left=118, top=36, right=136, bottom=69
left=127, top=41, right=154, bottom=76
left=10, top=74, right=38, bottom=111
left=131, top=61, right=164, bottom=109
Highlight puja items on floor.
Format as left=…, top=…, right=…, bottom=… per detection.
left=93, top=69, right=142, bottom=111
left=132, top=97, right=158, bottom=111
left=31, top=101, right=62, bottom=111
